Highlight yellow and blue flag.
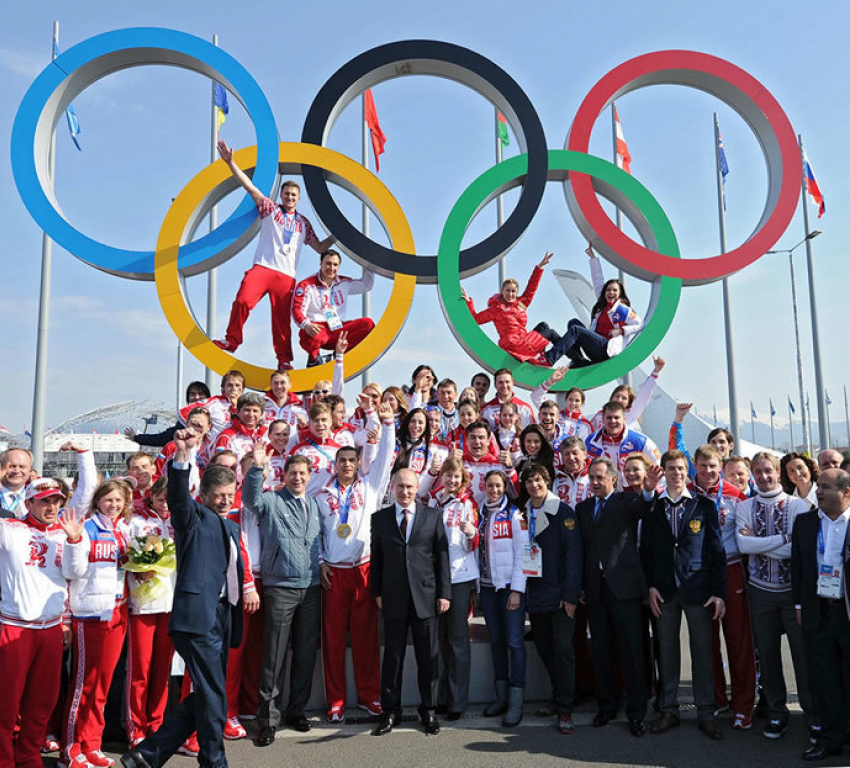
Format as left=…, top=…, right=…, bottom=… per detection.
left=214, top=83, right=229, bottom=132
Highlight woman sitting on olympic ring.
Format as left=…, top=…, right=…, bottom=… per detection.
left=461, top=251, right=562, bottom=366
left=539, top=245, right=644, bottom=367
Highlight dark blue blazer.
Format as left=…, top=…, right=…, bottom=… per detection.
left=167, top=466, right=243, bottom=647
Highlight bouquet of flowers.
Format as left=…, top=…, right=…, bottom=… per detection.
left=122, top=534, right=177, bottom=605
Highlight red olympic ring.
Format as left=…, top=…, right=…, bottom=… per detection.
left=567, top=50, right=801, bottom=286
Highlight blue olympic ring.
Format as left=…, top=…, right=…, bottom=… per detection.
left=11, top=27, right=280, bottom=280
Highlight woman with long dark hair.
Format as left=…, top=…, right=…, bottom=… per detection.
left=515, top=424, right=556, bottom=483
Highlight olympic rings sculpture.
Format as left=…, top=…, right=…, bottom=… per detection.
left=11, top=29, right=802, bottom=391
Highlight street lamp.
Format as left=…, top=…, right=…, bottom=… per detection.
left=767, top=229, right=822, bottom=454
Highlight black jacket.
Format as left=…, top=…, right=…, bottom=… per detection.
left=577, top=491, right=647, bottom=603
left=643, top=492, right=726, bottom=605
left=371, top=502, right=451, bottom=620
left=524, top=493, right=583, bottom=613
left=792, top=509, right=850, bottom=630
left=134, top=421, right=179, bottom=448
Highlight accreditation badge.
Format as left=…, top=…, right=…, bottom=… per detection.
left=337, top=523, right=352, bottom=538
left=817, top=562, right=842, bottom=599
left=521, top=543, right=542, bottom=578
left=324, top=307, right=343, bottom=331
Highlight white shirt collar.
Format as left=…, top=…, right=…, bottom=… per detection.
left=659, top=487, right=692, bottom=503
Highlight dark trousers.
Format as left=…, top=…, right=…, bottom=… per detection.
left=139, top=602, right=231, bottom=768
left=587, top=580, right=646, bottom=721
left=438, top=580, right=475, bottom=712
left=381, top=604, right=439, bottom=717
left=546, top=319, right=610, bottom=365
left=656, top=592, right=714, bottom=719
left=479, top=586, right=527, bottom=688
left=747, top=585, right=815, bottom=722
left=257, top=584, right=321, bottom=727
left=811, top=601, right=850, bottom=751
left=530, top=609, right=576, bottom=715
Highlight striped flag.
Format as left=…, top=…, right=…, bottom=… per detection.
left=788, top=396, right=796, bottom=414
left=364, top=89, right=386, bottom=172
left=214, top=83, right=229, bottom=133
left=718, top=127, right=729, bottom=210
left=0, top=426, right=8, bottom=434
left=802, top=148, right=825, bottom=217
left=496, top=111, right=510, bottom=148
left=53, top=42, right=82, bottom=150
left=750, top=402, right=757, bottom=419
left=614, top=107, right=631, bottom=174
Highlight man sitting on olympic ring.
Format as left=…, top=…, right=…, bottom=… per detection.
left=213, top=140, right=335, bottom=370
left=291, top=249, right=376, bottom=367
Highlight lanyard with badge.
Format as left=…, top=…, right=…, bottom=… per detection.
left=308, top=439, right=336, bottom=471
left=335, top=479, right=354, bottom=538
left=522, top=505, right=543, bottom=577
left=319, top=282, right=343, bottom=331
left=817, top=520, right=843, bottom=599
left=2, top=488, right=24, bottom=513
left=282, top=211, right=298, bottom=255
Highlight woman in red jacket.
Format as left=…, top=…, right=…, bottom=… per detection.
left=462, top=252, right=557, bottom=366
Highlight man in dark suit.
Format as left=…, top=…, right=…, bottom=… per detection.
left=792, top=468, right=850, bottom=762
left=643, top=450, right=726, bottom=741
left=122, top=429, right=244, bottom=768
left=577, top=457, right=651, bottom=737
left=370, top=468, right=451, bottom=736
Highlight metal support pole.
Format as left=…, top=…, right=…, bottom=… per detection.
left=496, top=107, right=506, bottom=288
left=799, top=134, right=828, bottom=452
left=844, top=386, right=850, bottom=449
left=714, top=114, right=739, bottom=443
left=205, top=33, right=219, bottom=389
left=789, top=402, right=795, bottom=452
left=176, top=341, right=184, bottom=412
left=30, top=20, right=59, bottom=473
left=788, top=252, right=811, bottom=455
left=360, top=94, right=371, bottom=389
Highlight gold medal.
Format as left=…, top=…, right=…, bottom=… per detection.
left=337, top=523, right=352, bottom=538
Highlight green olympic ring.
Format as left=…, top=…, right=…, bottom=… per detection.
left=437, top=149, right=682, bottom=391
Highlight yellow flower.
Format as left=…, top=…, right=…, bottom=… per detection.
left=153, top=541, right=164, bottom=555
left=144, top=542, right=154, bottom=552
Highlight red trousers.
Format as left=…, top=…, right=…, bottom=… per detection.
left=224, top=265, right=296, bottom=365
left=126, top=612, right=173, bottom=741
left=226, top=578, right=265, bottom=718
left=64, top=604, right=128, bottom=755
left=712, top=561, right=756, bottom=714
left=298, top=318, right=375, bottom=359
left=0, top=623, right=63, bottom=768
left=321, top=563, right=381, bottom=711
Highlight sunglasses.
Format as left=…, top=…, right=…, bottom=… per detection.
left=313, top=389, right=330, bottom=395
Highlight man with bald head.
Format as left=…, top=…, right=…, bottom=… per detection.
left=370, top=469, right=451, bottom=736
left=0, top=448, right=33, bottom=518
left=818, top=449, right=844, bottom=472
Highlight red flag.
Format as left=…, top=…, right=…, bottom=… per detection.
left=614, top=107, right=631, bottom=174
left=364, top=89, right=386, bottom=171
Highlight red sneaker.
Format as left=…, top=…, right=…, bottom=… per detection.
left=177, top=734, right=200, bottom=756
left=213, top=339, right=237, bottom=352
left=60, top=744, right=93, bottom=768
left=42, top=735, right=60, bottom=753
left=357, top=701, right=382, bottom=717
left=224, top=717, right=247, bottom=740
left=85, top=750, right=115, bottom=768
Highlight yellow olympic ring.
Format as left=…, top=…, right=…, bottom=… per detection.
left=154, top=142, right=416, bottom=391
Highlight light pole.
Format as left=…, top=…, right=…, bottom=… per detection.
left=767, top=229, right=821, bottom=456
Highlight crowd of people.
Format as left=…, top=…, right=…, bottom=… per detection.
left=3, top=174, right=849, bottom=768
left=3, top=356, right=850, bottom=767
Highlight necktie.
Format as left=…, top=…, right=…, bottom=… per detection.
left=226, top=537, right=239, bottom=606
left=668, top=499, right=682, bottom=536
left=593, top=498, right=604, bottom=524
left=399, top=509, right=411, bottom=541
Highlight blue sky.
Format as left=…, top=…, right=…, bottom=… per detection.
left=1, top=1, right=848, bottom=435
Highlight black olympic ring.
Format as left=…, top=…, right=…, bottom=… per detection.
left=300, top=39, right=548, bottom=284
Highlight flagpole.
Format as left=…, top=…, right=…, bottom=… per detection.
left=713, top=114, right=740, bottom=444
left=612, top=103, right=630, bottom=388
left=495, top=107, right=506, bottom=288
left=806, top=395, right=813, bottom=453
left=789, top=400, right=795, bottom=451
left=176, top=340, right=184, bottom=413
left=825, top=393, right=831, bottom=448
left=787, top=247, right=811, bottom=455
left=799, top=134, right=827, bottom=452
left=361, top=94, right=371, bottom=389
left=844, top=385, right=850, bottom=449
left=30, top=19, right=59, bottom=473
left=770, top=404, right=775, bottom=450
left=713, top=405, right=718, bottom=426
left=205, top=33, right=219, bottom=390
left=751, top=406, right=756, bottom=444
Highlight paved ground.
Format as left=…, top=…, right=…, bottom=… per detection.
left=45, top=702, right=840, bottom=768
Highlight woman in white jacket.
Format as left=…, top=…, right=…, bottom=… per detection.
left=124, top=475, right=176, bottom=748
left=63, top=478, right=133, bottom=768
left=477, top=469, right=530, bottom=727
